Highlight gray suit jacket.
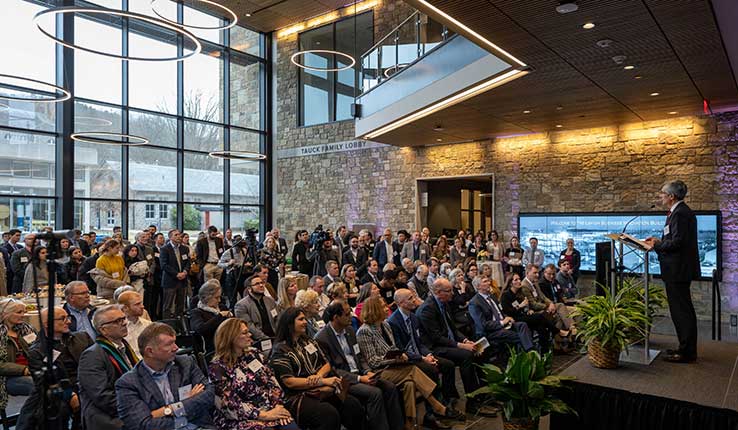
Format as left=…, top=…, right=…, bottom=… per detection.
left=400, top=242, right=431, bottom=265
left=314, top=324, right=369, bottom=383
left=234, top=293, right=277, bottom=341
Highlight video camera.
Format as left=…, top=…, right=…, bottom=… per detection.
left=244, top=228, right=258, bottom=246
left=309, top=225, right=330, bottom=248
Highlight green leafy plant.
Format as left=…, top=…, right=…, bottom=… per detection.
left=468, top=349, right=577, bottom=422
left=571, top=281, right=654, bottom=353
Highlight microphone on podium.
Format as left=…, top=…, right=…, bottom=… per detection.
left=621, top=205, right=656, bottom=234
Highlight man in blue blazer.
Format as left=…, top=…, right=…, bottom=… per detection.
left=159, top=230, right=191, bottom=319
left=115, top=322, right=214, bottom=430
left=468, top=276, right=534, bottom=356
left=389, top=289, right=459, bottom=406
left=373, top=228, right=397, bottom=269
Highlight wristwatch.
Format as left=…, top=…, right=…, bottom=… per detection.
left=164, top=406, right=173, bottom=417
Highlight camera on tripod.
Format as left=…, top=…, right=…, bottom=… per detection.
left=309, top=225, right=330, bottom=249
left=244, top=228, right=258, bottom=246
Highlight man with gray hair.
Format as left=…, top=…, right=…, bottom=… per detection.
left=407, top=264, right=430, bottom=300
left=79, top=305, right=139, bottom=429
left=645, top=180, right=700, bottom=363
left=63, top=280, right=97, bottom=339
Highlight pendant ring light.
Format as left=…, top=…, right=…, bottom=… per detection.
left=291, top=50, right=356, bottom=72
left=150, top=0, right=238, bottom=30
left=34, top=7, right=202, bottom=62
left=209, top=150, right=266, bottom=161
left=71, top=132, right=149, bottom=146
left=0, top=74, right=71, bottom=103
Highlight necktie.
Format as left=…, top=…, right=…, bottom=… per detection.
left=487, top=296, right=502, bottom=322
left=406, top=318, right=419, bottom=356
left=440, top=303, right=455, bottom=341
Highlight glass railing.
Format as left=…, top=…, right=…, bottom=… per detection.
left=360, top=11, right=454, bottom=94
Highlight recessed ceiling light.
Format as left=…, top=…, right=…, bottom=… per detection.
left=433, top=125, right=445, bottom=131
left=523, top=110, right=531, bottom=114
left=556, top=124, right=563, bottom=128
left=245, top=13, right=252, bottom=17
left=634, top=75, right=642, bottom=79
left=623, top=65, right=635, bottom=70
left=556, top=105, right=563, bottom=111
left=650, top=92, right=660, bottom=96
left=556, top=1, right=579, bottom=14
left=596, top=39, right=614, bottom=48
left=582, top=22, right=595, bottom=29
left=668, top=111, right=678, bottom=115
left=436, top=138, right=443, bottom=142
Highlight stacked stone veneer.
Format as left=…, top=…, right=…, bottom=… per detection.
left=271, top=1, right=738, bottom=320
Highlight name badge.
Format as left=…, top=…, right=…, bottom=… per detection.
left=353, top=343, right=361, bottom=355
left=235, top=367, right=247, bottom=381
left=155, top=253, right=160, bottom=258
left=20, top=257, right=28, bottom=263
left=664, top=225, right=670, bottom=235
left=261, top=339, right=272, bottom=351
left=386, top=291, right=393, bottom=298
left=393, top=251, right=398, bottom=256
left=532, top=289, right=538, bottom=298
left=305, top=343, right=318, bottom=355
left=509, top=252, right=515, bottom=257
left=218, top=248, right=224, bottom=253
left=146, top=254, right=153, bottom=260
left=420, top=250, right=426, bottom=255
left=23, top=333, right=37, bottom=344
left=247, top=359, right=263, bottom=373
left=460, top=252, right=466, bottom=257
left=317, top=320, right=326, bottom=329
left=512, top=300, right=520, bottom=309
left=112, top=272, right=120, bottom=279
left=178, top=384, right=192, bottom=400
left=416, top=329, right=420, bottom=337
left=270, top=308, right=278, bottom=318
left=182, top=255, right=188, bottom=260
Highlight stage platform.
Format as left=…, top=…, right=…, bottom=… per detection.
left=550, top=334, right=738, bottom=430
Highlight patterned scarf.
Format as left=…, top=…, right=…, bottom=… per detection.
left=0, top=322, right=36, bottom=409
left=96, top=336, right=140, bottom=379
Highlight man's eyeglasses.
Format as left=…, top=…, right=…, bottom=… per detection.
left=70, top=291, right=91, bottom=296
left=53, top=316, right=72, bottom=322
left=99, top=316, right=127, bottom=327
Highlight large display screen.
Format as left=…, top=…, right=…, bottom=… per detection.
left=518, top=212, right=721, bottom=280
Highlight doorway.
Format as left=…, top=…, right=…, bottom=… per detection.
left=415, top=174, right=494, bottom=237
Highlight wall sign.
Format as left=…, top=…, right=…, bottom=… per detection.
left=277, top=139, right=388, bottom=159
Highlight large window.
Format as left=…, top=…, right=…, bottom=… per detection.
left=298, top=12, right=373, bottom=126
left=1, top=0, right=268, bottom=236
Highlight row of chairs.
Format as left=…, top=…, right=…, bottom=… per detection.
left=159, top=315, right=212, bottom=375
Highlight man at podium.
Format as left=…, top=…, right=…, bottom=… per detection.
left=645, top=180, right=700, bottom=363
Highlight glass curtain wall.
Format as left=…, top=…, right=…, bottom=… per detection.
left=0, top=0, right=267, bottom=242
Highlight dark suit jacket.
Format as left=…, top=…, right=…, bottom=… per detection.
left=79, top=342, right=134, bottom=430
left=115, top=355, right=214, bottom=430
left=195, top=237, right=225, bottom=267
left=79, top=240, right=92, bottom=257
left=360, top=271, right=381, bottom=287
left=468, top=293, right=506, bottom=340
left=654, top=201, right=700, bottom=283
left=159, top=242, right=191, bottom=290
left=189, top=308, right=228, bottom=352
left=372, top=240, right=394, bottom=268
left=314, top=324, right=369, bottom=383
left=342, top=247, right=368, bottom=277
left=276, top=237, right=289, bottom=257
left=391, top=241, right=404, bottom=266
left=416, top=295, right=465, bottom=349
left=387, top=309, right=431, bottom=361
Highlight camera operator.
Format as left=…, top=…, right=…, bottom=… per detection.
left=217, top=235, right=252, bottom=307
left=307, top=236, right=340, bottom=277
left=291, top=230, right=312, bottom=277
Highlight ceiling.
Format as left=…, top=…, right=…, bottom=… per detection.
left=376, top=0, right=738, bottom=146
left=209, top=0, right=348, bottom=33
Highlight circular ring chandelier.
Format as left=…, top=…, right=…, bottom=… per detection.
left=76, top=116, right=114, bottom=127
left=208, top=150, right=266, bottom=161
left=150, top=0, right=238, bottom=30
left=34, top=7, right=202, bottom=62
left=290, top=50, right=356, bottom=72
left=71, top=132, right=149, bottom=146
left=383, top=63, right=408, bottom=79
left=0, top=74, right=71, bottom=103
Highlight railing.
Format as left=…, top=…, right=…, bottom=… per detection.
left=360, top=11, right=454, bottom=94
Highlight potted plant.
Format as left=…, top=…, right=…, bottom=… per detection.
left=571, top=280, right=659, bottom=368
left=468, top=349, right=577, bottom=430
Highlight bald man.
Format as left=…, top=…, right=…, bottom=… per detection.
left=16, top=306, right=93, bottom=430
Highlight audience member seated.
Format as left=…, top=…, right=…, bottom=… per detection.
left=388, top=290, right=459, bottom=415
left=559, top=238, right=581, bottom=283
left=431, top=236, right=449, bottom=263
left=407, top=264, right=430, bottom=300
left=92, top=239, right=130, bottom=299
left=556, top=260, right=578, bottom=299
left=269, top=307, right=364, bottom=430
left=354, top=282, right=382, bottom=324
left=63, top=280, right=97, bottom=340
left=119, top=291, right=151, bottom=358
left=504, top=237, right=524, bottom=278
left=417, top=279, right=494, bottom=417
left=235, top=275, right=278, bottom=346
left=0, top=298, right=36, bottom=396
left=294, top=289, right=323, bottom=338
left=359, top=259, right=381, bottom=287
left=357, top=296, right=461, bottom=430
left=447, top=268, right=474, bottom=339
left=520, top=265, right=575, bottom=334
left=115, top=323, right=215, bottom=430
left=308, top=276, right=330, bottom=316
left=16, top=306, right=93, bottom=430
left=209, top=318, right=297, bottom=430
left=276, top=276, right=298, bottom=314
left=539, top=264, right=568, bottom=304
left=190, top=280, right=233, bottom=353
left=500, top=273, right=567, bottom=353
left=467, top=276, right=534, bottom=356
left=340, top=264, right=360, bottom=306
left=79, top=305, right=139, bottom=430
left=323, top=261, right=342, bottom=291
left=378, top=268, right=398, bottom=308
left=327, top=283, right=347, bottom=303
left=315, top=302, right=403, bottom=430
left=427, top=258, right=441, bottom=286
left=22, top=246, right=49, bottom=294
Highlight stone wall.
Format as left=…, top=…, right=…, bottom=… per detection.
left=271, top=1, right=738, bottom=320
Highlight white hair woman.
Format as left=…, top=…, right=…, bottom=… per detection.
left=0, top=298, right=37, bottom=397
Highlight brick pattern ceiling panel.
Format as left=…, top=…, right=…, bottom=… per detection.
left=214, top=0, right=344, bottom=32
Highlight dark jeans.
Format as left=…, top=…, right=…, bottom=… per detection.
left=349, top=379, right=403, bottom=430
left=287, top=393, right=364, bottom=430
left=432, top=346, right=480, bottom=395
left=415, top=356, right=458, bottom=402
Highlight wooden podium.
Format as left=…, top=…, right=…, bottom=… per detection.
left=605, top=233, right=660, bottom=365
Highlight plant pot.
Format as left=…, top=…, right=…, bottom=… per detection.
left=587, top=339, right=620, bottom=369
left=502, top=416, right=539, bottom=430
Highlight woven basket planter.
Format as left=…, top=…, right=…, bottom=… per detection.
left=587, top=339, right=620, bottom=369
left=503, top=416, right=540, bottom=430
